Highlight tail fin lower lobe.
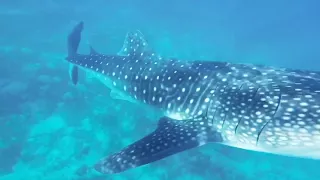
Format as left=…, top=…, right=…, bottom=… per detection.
left=67, top=21, right=83, bottom=85
left=67, top=21, right=84, bottom=57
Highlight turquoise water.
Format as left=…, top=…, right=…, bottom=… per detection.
left=1, top=0, right=320, bottom=179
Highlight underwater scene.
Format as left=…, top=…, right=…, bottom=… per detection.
left=1, top=0, right=320, bottom=179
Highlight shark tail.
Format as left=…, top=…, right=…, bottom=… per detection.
left=67, top=21, right=83, bottom=56
left=67, top=21, right=84, bottom=85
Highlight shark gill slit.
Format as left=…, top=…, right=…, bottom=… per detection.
left=210, top=83, right=225, bottom=126
left=256, top=90, right=282, bottom=145
left=208, top=93, right=219, bottom=125
left=221, top=108, right=228, bottom=128
left=218, top=85, right=230, bottom=128
left=200, top=79, right=217, bottom=124
left=233, top=84, right=247, bottom=134
left=232, top=83, right=246, bottom=133
left=234, top=85, right=260, bottom=134
left=222, top=83, right=244, bottom=129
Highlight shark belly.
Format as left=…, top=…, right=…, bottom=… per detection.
left=220, top=117, right=320, bottom=159
left=256, top=93, right=320, bottom=159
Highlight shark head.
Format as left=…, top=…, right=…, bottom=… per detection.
left=66, top=22, right=320, bottom=174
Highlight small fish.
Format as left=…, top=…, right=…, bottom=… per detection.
left=66, top=22, right=320, bottom=174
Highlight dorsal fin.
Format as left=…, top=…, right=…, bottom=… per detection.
left=89, top=45, right=99, bottom=55
left=118, top=30, right=149, bottom=56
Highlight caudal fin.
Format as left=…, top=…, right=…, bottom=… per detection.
left=67, top=21, right=83, bottom=85
left=68, top=64, right=79, bottom=85
left=67, top=21, right=83, bottom=57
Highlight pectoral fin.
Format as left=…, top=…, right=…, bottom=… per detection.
left=94, top=116, right=222, bottom=174
left=69, top=64, right=79, bottom=85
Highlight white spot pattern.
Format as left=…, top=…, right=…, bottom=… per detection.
left=67, top=24, right=320, bottom=172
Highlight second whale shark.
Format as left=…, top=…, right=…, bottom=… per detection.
left=66, top=22, right=320, bottom=174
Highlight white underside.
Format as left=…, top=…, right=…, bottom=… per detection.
left=222, top=140, right=320, bottom=160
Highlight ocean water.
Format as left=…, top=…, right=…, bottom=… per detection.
left=1, top=0, right=320, bottom=179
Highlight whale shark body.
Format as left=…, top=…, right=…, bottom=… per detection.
left=66, top=22, right=320, bottom=174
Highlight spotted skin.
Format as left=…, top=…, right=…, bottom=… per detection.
left=93, top=116, right=223, bottom=174
left=66, top=22, right=320, bottom=174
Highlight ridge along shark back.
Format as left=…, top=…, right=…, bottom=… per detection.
left=66, top=22, right=320, bottom=174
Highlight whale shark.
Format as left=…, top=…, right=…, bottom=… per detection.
left=66, top=22, right=320, bottom=174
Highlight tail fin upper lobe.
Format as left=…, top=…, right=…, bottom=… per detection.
left=67, top=21, right=83, bottom=57
left=67, top=21, right=83, bottom=85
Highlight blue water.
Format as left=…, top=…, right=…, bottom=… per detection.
left=1, top=0, right=320, bottom=179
